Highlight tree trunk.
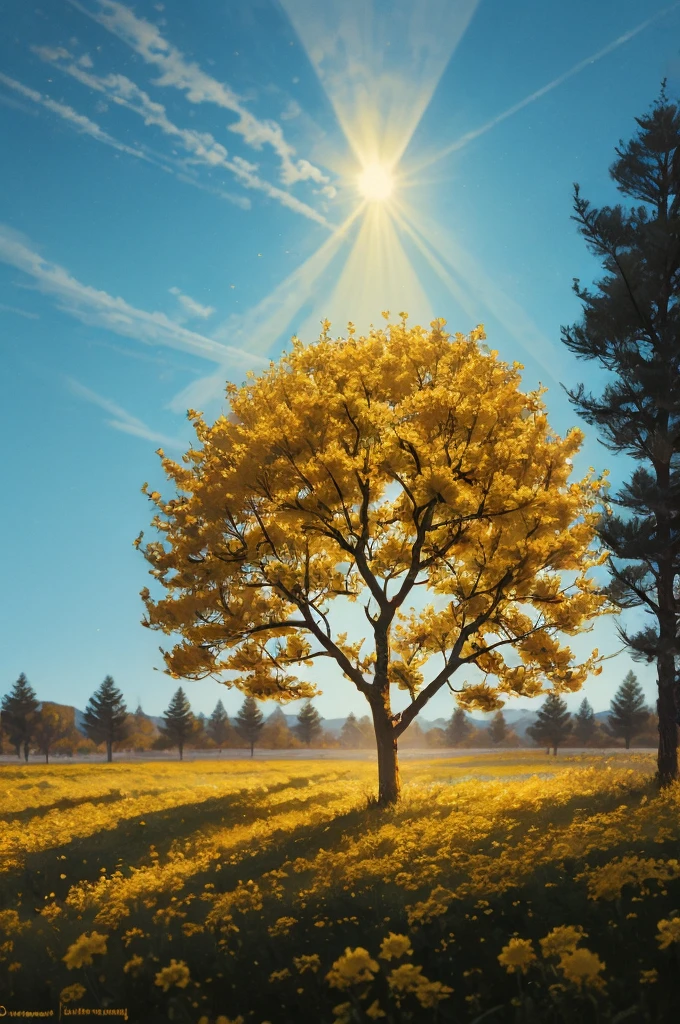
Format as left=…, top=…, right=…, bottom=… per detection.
left=45, top=751, right=49, bottom=764
left=657, top=662, right=678, bottom=786
left=179, top=741, right=184, bottom=761
left=625, top=736, right=631, bottom=750
left=552, top=746, right=557, bottom=756
left=250, top=741, right=254, bottom=757
left=24, top=741, right=29, bottom=763
left=371, top=704, right=401, bottom=806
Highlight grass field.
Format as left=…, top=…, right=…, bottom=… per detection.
left=1, top=751, right=679, bottom=1023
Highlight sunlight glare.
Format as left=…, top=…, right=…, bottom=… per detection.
left=357, top=163, right=394, bottom=202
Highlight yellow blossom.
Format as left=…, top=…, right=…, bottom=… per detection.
left=326, top=947, right=379, bottom=989
left=63, top=931, right=108, bottom=969
left=379, top=933, right=413, bottom=961
left=269, top=968, right=291, bottom=983
left=293, top=954, right=321, bottom=974
left=154, top=959, right=191, bottom=992
left=558, top=948, right=606, bottom=990
left=539, top=925, right=586, bottom=958
left=387, top=963, right=453, bottom=1007
left=123, top=955, right=144, bottom=976
left=59, top=984, right=86, bottom=1003
left=640, top=969, right=658, bottom=984
left=498, top=938, right=537, bottom=974
left=366, top=1000, right=386, bottom=1020
left=657, top=917, right=680, bottom=949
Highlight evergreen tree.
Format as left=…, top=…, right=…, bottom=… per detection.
left=83, top=676, right=129, bottom=763
left=559, top=84, right=680, bottom=784
left=295, top=699, right=323, bottom=747
left=572, top=697, right=597, bottom=746
left=32, top=703, right=76, bottom=763
left=445, top=707, right=473, bottom=747
left=340, top=712, right=366, bottom=748
left=608, top=671, right=650, bottom=749
left=207, top=700, right=232, bottom=751
left=161, top=687, right=194, bottom=760
left=1, top=673, right=39, bottom=761
left=234, top=695, right=264, bottom=757
left=527, top=693, right=572, bottom=756
left=261, top=707, right=294, bottom=749
left=487, top=711, right=507, bottom=746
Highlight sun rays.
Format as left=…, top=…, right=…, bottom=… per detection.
left=203, top=0, right=677, bottom=409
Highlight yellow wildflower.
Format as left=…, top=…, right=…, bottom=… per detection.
left=181, top=922, right=205, bottom=937
left=657, top=917, right=680, bottom=949
left=539, top=925, right=586, bottom=959
left=331, top=1004, right=352, bottom=1024
left=0, top=910, right=29, bottom=936
left=498, top=938, right=536, bottom=974
left=122, top=927, right=147, bottom=947
left=60, top=984, right=86, bottom=1003
left=640, top=969, right=658, bottom=984
left=8, top=962, right=21, bottom=973
left=41, top=903, right=63, bottom=922
left=154, top=959, right=191, bottom=992
left=387, top=963, right=452, bottom=1008
left=63, top=931, right=108, bottom=969
left=293, top=954, right=321, bottom=974
left=379, top=933, right=413, bottom=961
left=326, top=947, right=379, bottom=990
left=123, top=955, right=144, bottom=976
left=268, top=916, right=297, bottom=937
left=269, top=968, right=291, bottom=982
left=366, top=1001, right=386, bottom=1020
left=558, top=949, right=606, bottom=990
left=215, top=1017, right=244, bottom=1024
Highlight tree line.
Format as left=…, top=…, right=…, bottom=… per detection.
left=1, top=669, right=653, bottom=761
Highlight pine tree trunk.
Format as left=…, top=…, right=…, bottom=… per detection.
left=625, top=736, right=631, bottom=750
left=179, top=742, right=183, bottom=761
left=370, top=702, right=401, bottom=806
left=45, top=751, right=49, bottom=764
left=23, top=741, right=29, bottom=763
left=250, top=741, right=254, bottom=757
left=552, top=746, right=557, bottom=756
left=657, top=657, right=678, bottom=786
left=106, top=740, right=112, bottom=763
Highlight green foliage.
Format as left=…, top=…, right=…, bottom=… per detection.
left=560, top=83, right=680, bottom=782
left=572, top=697, right=597, bottom=746
left=445, top=707, right=473, bottom=747
left=234, top=694, right=264, bottom=756
left=161, top=687, right=194, bottom=760
left=207, top=699, right=232, bottom=749
left=295, top=699, right=323, bottom=747
left=488, top=711, right=508, bottom=746
left=1, top=673, right=40, bottom=761
left=607, top=671, right=650, bottom=749
left=83, top=676, right=129, bottom=763
left=340, top=712, right=373, bottom=748
left=527, top=692, right=572, bottom=755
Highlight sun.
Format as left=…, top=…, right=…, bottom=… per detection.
left=357, top=162, right=394, bottom=202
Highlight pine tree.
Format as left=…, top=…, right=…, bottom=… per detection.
left=487, top=711, right=508, bottom=746
left=234, top=695, right=264, bottom=757
left=295, top=699, right=322, bottom=747
left=1, top=673, right=40, bottom=761
left=608, top=671, right=650, bottom=749
left=560, top=84, right=680, bottom=784
left=527, top=693, right=572, bottom=756
left=445, top=707, right=473, bottom=747
left=161, top=687, right=194, bottom=761
left=207, top=699, right=231, bottom=750
left=83, top=676, right=129, bottom=762
left=340, top=712, right=366, bottom=748
left=572, top=697, right=597, bottom=746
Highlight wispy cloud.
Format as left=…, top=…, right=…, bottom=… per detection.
left=169, top=286, right=215, bottom=319
left=0, top=224, right=261, bottom=367
left=0, top=302, right=40, bottom=320
left=32, top=47, right=333, bottom=228
left=66, top=376, right=188, bottom=449
left=68, top=1, right=334, bottom=190
left=0, top=70, right=154, bottom=163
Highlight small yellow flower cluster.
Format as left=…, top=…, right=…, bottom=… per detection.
left=293, top=954, right=321, bottom=974
left=326, top=947, right=379, bottom=989
left=154, top=958, right=191, bottom=992
left=387, top=963, right=453, bottom=1008
left=656, top=917, right=680, bottom=949
left=62, top=931, right=108, bottom=970
left=500, top=926, right=606, bottom=991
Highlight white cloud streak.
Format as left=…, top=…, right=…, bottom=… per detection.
left=0, top=302, right=40, bottom=320
left=415, top=2, right=680, bottom=171
left=67, top=1, right=334, bottom=188
left=169, top=286, right=215, bottom=319
left=66, top=376, right=188, bottom=449
left=32, top=46, right=333, bottom=228
left=0, top=224, right=262, bottom=367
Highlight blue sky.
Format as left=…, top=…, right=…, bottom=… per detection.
left=1, top=0, right=678, bottom=722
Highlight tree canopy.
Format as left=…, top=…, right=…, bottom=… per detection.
left=608, top=670, right=649, bottom=749
left=1, top=673, right=39, bottom=761
left=83, top=676, right=129, bottom=763
left=137, top=315, right=610, bottom=803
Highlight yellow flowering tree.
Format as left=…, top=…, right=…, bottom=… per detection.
left=137, top=315, right=610, bottom=804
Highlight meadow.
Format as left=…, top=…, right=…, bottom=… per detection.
left=1, top=752, right=679, bottom=1023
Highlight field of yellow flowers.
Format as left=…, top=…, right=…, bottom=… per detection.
left=1, top=751, right=679, bottom=1023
